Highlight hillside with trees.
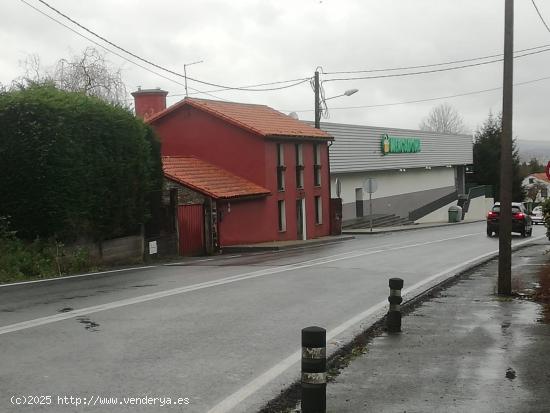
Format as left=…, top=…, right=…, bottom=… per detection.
left=470, top=113, right=524, bottom=202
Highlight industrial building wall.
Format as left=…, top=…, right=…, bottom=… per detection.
left=321, top=122, right=473, bottom=174
left=332, top=167, right=456, bottom=221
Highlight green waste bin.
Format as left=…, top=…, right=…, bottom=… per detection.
left=448, top=205, right=460, bottom=223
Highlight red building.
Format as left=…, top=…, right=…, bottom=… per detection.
left=132, top=88, right=333, bottom=254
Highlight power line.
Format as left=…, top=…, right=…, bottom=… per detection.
left=286, top=75, right=550, bottom=113
left=532, top=0, right=550, bottom=33
left=323, top=47, right=550, bottom=82
left=30, top=0, right=311, bottom=92
left=323, top=43, right=550, bottom=75
left=19, top=0, right=230, bottom=101
left=21, top=0, right=550, bottom=96
left=170, top=78, right=315, bottom=98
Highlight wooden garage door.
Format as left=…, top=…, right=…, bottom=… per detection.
left=177, top=204, right=205, bottom=256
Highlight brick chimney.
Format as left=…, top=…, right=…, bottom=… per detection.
left=131, top=87, right=168, bottom=120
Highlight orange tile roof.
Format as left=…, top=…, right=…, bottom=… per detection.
left=148, top=98, right=332, bottom=140
left=532, top=172, right=550, bottom=183
left=163, top=156, right=270, bottom=200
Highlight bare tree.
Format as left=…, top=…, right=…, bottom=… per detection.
left=15, top=47, right=128, bottom=106
left=419, top=103, right=468, bottom=134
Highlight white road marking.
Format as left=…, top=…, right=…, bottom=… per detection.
left=0, top=233, right=477, bottom=336
left=205, top=234, right=545, bottom=413
left=164, top=258, right=214, bottom=266
left=0, top=266, right=157, bottom=288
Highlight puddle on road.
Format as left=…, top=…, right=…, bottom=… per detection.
left=76, top=316, right=100, bottom=332
left=131, top=284, right=157, bottom=288
left=533, top=264, right=550, bottom=324
left=58, top=307, right=73, bottom=313
left=515, top=261, right=550, bottom=324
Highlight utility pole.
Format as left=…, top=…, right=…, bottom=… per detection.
left=498, top=0, right=514, bottom=295
left=314, top=71, right=320, bottom=129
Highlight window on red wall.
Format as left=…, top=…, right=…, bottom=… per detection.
left=313, top=143, right=322, bottom=187
left=278, top=200, right=286, bottom=231
left=277, top=143, right=285, bottom=191
left=295, top=143, right=304, bottom=188
left=315, top=196, right=322, bottom=224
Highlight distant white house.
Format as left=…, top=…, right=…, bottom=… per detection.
left=522, top=173, right=550, bottom=204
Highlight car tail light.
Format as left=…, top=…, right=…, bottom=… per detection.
left=487, top=211, right=498, bottom=219
left=514, top=212, right=525, bottom=220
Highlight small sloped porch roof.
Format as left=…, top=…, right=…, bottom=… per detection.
left=163, top=156, right=271, bottom=200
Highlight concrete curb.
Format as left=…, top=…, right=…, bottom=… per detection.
left=343, top=219, right=485, bottom=235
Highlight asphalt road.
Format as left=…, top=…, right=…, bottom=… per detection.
left=0, top=222, right=546, bottom=412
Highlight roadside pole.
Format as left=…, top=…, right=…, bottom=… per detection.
left=498, top=0, right=514, bottom=295
left=314, top=71, right=320, bottom=129
left=363, top=178, right=378, bottom=233
left=369, top=191, right=373, bottom=233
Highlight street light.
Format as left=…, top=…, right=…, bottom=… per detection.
left=324, top=88, right=359, bottom=101
left=314, top=71, right=358, bottom=128
left=184, top=60, right=204, bottom=97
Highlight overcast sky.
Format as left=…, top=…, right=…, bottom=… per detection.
left=1, top=0, right=549, bottom=140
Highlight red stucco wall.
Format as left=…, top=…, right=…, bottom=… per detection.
left=152, top=105, right=331, bottom=246
left=154, top=107, right=266, bottom=186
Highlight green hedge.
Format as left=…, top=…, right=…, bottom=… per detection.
left=0, top=85, right=162, bottom=242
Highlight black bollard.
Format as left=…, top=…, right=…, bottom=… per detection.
left=387, top=278, right=404, bottom=333
left=301, top=326, right=326, bottom=413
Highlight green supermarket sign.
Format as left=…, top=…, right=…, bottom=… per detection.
left=381, top=134, right=421, bottom=155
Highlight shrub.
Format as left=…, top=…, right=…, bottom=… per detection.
left=0, top=216, right=97, bottom=283
left=0, top=85, right=162, bottom=243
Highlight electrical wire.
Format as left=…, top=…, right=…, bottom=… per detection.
left=323, top=43, right=550, bottom=75
left=310, top=66, right=331, bottom=120
left=286, top=75, right=550, bottom=113
left=532, top=0, right=550, bottom=33
left=22, top=0, right=550, bottom=96
left=19, top=0, right=231, bottom=101
left=29, top=0, right=311, bottom=92
left=169, top=77, right=315, bottom=98
left=323, top=47, right=550, bottom=82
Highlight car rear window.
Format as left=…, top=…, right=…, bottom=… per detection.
left=491, top=206, right=522, bottom=213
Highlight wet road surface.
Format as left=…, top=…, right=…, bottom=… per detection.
left=0, top=222, right=546, bottom=412
left=327, top=242, right=550, bottom=413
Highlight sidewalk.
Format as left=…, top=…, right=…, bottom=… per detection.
left=223, top=220, right=481, bottom=253
left=326, top=241, right=550, bottom=413
left=221, top=235, right=355, bottom=253
left=342, top=219, right=484, bottom=235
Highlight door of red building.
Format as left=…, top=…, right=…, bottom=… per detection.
left=177, top=204, right=205, bottom=256
left=330, top=198, right=343, bottom=235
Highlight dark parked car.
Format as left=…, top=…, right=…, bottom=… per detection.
left=486, top=202, right=532, bottom=237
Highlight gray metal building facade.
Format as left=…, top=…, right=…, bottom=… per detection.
left=316, top=122, right=473, bottom=222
